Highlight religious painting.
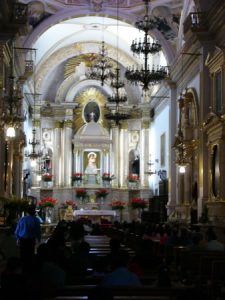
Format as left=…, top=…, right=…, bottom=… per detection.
left=84, top=101, right=100, bottom=122
left=83, top=151, right=100, bottom=175
left=160, top=133, right=166, bottom=167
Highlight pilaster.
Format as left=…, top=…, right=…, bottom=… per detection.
left=53, top=121, right=62, bottom=187
left=63, top=120, right=73, bottom=187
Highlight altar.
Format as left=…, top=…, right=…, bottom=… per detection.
left=73, top=209, right=116, bottom=223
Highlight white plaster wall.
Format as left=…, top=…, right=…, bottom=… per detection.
left=149, top=105, right=170, bottom=195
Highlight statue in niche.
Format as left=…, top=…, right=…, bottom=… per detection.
left=132, top=155, right=140, bottom=175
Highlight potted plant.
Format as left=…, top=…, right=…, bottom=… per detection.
left=75, top=188, right=87, bottom=198
left=102, top=173, right=115, bottom=181
left=42, top=173, right=53, bottom=182
left=38, top=197, right=57, bottom=223
left=130, top=198, right=147, bottom=209
left=127, top=174, right=139, bottom=183
left=102, top=173, right=115, bottom=187
left=38, top=197, right=57, bottom=208
left=111, top=200, right=126, bottom=210
left=71, top=173, right=82, bottom=186
left=95, top=188, right=109, bottom=198
left=111, top=200, right=126, bottom=222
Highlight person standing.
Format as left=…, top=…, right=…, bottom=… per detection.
left=15, top=205, right=41, bottom=269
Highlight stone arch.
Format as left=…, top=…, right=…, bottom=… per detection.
left=24, top=10, right=175, bottom=64
left=36, top=42, right=139, bottom=102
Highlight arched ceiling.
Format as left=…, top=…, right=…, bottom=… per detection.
left=18, top=0, right=194, bottom=107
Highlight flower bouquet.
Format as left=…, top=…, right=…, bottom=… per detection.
left=38, top=197, right=57, bottom=208
left=111, top=200, right=126, bottom=210
left=102, top=173, right=115, bottom=181
left=75, top=188, right=87, bottom=198
left=130, top=198, right=147, bottom=209
left=95, top=188, right=109, bottom=198
left=127, top=174, right=139, bottom=183
left=72, top=173, right=82, bottom=181
left=42, top=173, right=53, bottom=182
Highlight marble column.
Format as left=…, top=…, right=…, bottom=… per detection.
left=120, top=122, right=128, bottom=188
left=53, top=121, right=62, bottom=187
left=63, top=120, right=73, bottom=187
left=140, top=120, right=150, bottom=187
left=111, top=124, right=119, bottom=187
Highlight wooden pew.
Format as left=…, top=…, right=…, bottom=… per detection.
left=54, top=285, right=195, bottom=300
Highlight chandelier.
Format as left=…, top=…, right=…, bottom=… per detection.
left=28, top=128, right=42, bottom=159
left=104, top=68, right=130, bottom=125
left=125, top=0, right=168, bottom=91
left=1, top=45, right=25, bottom=138
left=26, top=50, right=42, bottom=160
left=86, top=41, right=115, bottom=86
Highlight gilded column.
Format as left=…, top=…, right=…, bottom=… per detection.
left=111, top=124, right=119, bottom=187
left=63, top=120, right=73, bottom=186
left=199, top=44, right=212, bottom=215
left=177, top=172, right=185, bottom=207
left=120, top=122, right=128, bottom=188
left=140, top=120, right=150, bottom=187
left=13, top=147, right=23, bottom=197
left=0, top=44, right=6, bottom=195
left=183, top=164, right=191, bottom=205
left=32, top=120, right=41, bottom=187
left=6, top=140, right=14, bottom=196
left=167, top=82, right=178, bottom=213
left=54, top=121, right=62, bottom=187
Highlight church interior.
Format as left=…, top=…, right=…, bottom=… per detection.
left=0, top=0, right=225, bottom=298
left=0, top=0, right=225, bottom=224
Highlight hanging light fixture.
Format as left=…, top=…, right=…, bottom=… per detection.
left=26, top=50, right=42, bottom=160
left=86, top=13, right=114, bottom=86
left=87, top=41, right=115, bottom=86
left=104, top=0, right=130, bottom=125
left=1, top=42, right=25, bottom=138
left=125, top=0, right=168, bottom=91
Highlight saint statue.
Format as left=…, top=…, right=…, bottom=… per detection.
left=132, top=155, right=140, bottom=175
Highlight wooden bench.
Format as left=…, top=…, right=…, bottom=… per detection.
left=177, top=249, right=225, bottom=283
left=53, top=285, right=196, bottom=300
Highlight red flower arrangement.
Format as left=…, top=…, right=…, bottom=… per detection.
left=38, top=197, right=57, bottom=208
left=61, top=200, right=77, bottom=209
left=127, top=174, right=139, bottom=182
left=130, top=198, right=147, bottom=209
left=111, top=200, right=126, bottom=210
left=42, top=173, right=53, bottom=182
left=95, top=188, right=109, bottom=198
left=102, top=173, right=115, bottom=181
left=75, top=188, right=87, bottom=197
left=72, top=173, right=82, bottom=181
